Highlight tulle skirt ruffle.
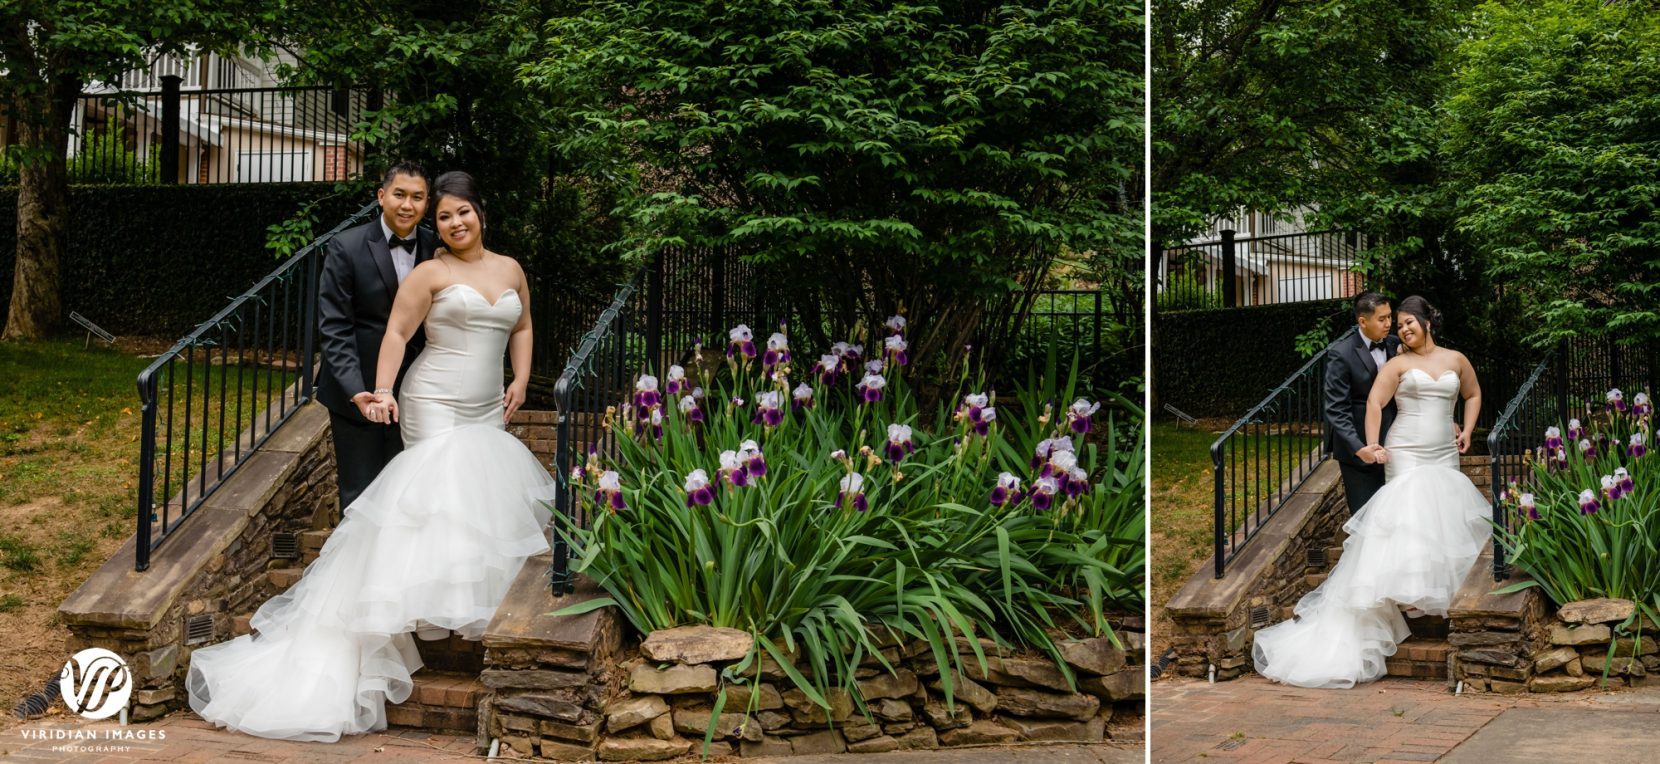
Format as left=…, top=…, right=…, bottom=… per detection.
left=1252, top=464, right=1490, bottom=689
left=186, top=425, right=554, bottom=741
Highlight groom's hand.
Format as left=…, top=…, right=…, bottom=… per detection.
left=1357, top=444, right=1377, bottom=464
left=352, top=392, right=380, bottom=422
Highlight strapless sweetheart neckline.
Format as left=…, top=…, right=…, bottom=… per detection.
left=437, top=283, right=518, bottom=308
left=1404, top=368, right=1458, bottom=383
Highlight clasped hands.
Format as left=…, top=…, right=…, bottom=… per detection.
left=1359, top=424, right=1469, bottom=464
left=352, top=390, right=400, bottom=425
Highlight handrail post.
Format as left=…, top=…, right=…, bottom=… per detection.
left=1212, top=442, right=1226, bottom=579
left=551, top=379, right=574, bottom=595
left=300, top=248, right=319, bottom=400
left=1220, top=229, right=1237, bottom=307
left=135, top=373, right=158, bottom=571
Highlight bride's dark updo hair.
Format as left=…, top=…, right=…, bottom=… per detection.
left=432, top=170, right=486, bottom=229
left=1397, top=295, right=1442, bottom=338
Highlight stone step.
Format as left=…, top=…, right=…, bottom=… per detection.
left=1386, top=638, right=1451, bottom=679
left=387, top=670, right=485, bottom=734
left=1304, top=573, right=1327, bottom=588
left=300, top=528, right=332, bottom=564
left=231, top=613, right=253, bottom=637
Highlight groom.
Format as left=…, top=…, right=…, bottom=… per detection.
left=1323, top=292, right=1400, bottom=514
left=315, top=161, right=439, bottom=513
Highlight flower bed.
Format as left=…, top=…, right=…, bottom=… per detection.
left=554, top=315, right=1143, bottom=749
left=1490, top=387, right=1658, bottom=689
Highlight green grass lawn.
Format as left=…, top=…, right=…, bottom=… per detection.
left=1150, top=419, right=1313, bottom=661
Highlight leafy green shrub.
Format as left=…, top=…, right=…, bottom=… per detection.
left=65, top=114, right=159, bottom=184
left=555, top=318, right=1141, bottom=730
left=1156, top=271, right=1222, bottom=312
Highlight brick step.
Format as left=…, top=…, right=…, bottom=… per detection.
left=1386, top=638, right=1451, bottom=679
left=1407, top=613, right=1450, bottom=640
left=415, top=630, right=486, bottom=674
left=508, top=409, right=559, bottom=426
left=387, top=670, right=485, bottom=734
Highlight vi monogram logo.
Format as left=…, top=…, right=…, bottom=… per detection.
left=58, top=648, right=132, bottom=720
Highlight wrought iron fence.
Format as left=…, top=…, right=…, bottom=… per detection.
left=134, top=202, right=381, bottom=570
left=1487, top=338, right=1660, bottom=581
left=1208, top=328, right=1352, bottom=578
left=1157, top=230, right=1369, bottom=311
left=65, top=80, right=376, bottom=185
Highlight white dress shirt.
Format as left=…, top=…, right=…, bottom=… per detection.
left=379, top=218, right=417, bottom=284
left=1362, top=333, right=1387, bottom=370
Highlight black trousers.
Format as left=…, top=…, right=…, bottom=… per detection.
left=329, top=408, right=404, bottom=514
left=1337, top=459, right=1386, bottom=514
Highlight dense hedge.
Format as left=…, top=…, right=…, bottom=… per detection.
left=0, top=183, right=369, bottom=337
left=1152, top=299, right=1350, bottom=419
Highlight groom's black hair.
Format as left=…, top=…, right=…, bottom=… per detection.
left=380, top=160, right=428, bottom=189
left=1354, top=292, right=1390, bottom=318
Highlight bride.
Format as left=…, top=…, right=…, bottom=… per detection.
left=186, top=171, right=555, bottom=740
left=1252, top=296, right=1491, bottom=689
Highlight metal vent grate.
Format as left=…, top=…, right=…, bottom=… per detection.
left=271, top=532, right=300, bottom=560
left=185, top=614, right=214, bottom=645
left=1249, top=605, right=1271, bottom=629
left=1306, top=547, right=1327, bottom=568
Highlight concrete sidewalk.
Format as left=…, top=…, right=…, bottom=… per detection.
left=1153, top=674, right=1660, bottom=763
left=0, top=712, right=1138, bottom=763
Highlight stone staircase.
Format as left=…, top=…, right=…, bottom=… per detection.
left=229, top=409, right=563, bottom=739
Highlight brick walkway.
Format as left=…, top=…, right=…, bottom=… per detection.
left=0, top=712, right=1138, bottom=763
left=1152, top=674, right=1660, bottom=763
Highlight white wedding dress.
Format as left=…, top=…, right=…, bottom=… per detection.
left=186, top=284, right=555, bottom=741
left=1252, top=368, right=1490, bottom=689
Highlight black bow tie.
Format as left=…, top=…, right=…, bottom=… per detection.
left=1368, top=340, right=1388, bottom=353
left=388, top=235, right=417, bottom=253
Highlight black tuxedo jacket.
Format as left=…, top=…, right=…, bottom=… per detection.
left=1323, top=331, right=1402, bottom=468
left=314, top=219, right=439, bottom=420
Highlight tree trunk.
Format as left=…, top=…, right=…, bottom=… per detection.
left=4, top=74, right=78, bottom=340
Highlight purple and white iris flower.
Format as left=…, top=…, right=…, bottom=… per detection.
left=596, top=470, right=626, bottom=511
left=1608, top=388, right=1627, bottom=413
left=1602, top=474, right=1622, bottom=501
left=837, top=473, right=868, bottom=512
left=664, top=365, right=687, bottom=396
left=1031, top=476, right=1060, bottom=511
left=753, top=391, right=785, bottom=427
left=684, top=469, right=715, bottom=507
left=857, top=373, right=887, bottom=404
left=679, top=394, right=704, bottom=423
left=885, top=423, right=915, bottom=463
left=718, top=450, right=749, bottom=488
left=792, top=383, right=814, bottom=412
left=633, top=374, right=661, bottom=410
left=817, top=354, right=841, bottom=386
left=764, top=332, right=791, bottom=372
left=1630, top=432, right=1647, bottom=459
left=883, top=334, right=909, bottom=367
left=1616, top=467, right=1634, bottom=496
left=1636, top=392, right=1653, bottom=419
left=739, top=439, right=767, bottom=478
left=1566, top=419, right=1583, bottom=442
left=989, top=472, right=1023, bottom=508
left=728, top=324, right=757, bottom=359
left=1067, top=398, right=1102, bottom=435
left=1519, top=493, right=1538, bottom=521
left=1579, top=488, right=1600, bottom=515
left=1544, top=426, right=1563, bottom=452
left=1579, top=438, right=1596, bottom=459
left=1064, top=467, right=1089, bottom=498
left=958, top=393, right=998, bottom=437
left=1032, top=436, right=1075, bottom=470
left=884, top=314, right=907, bottom=336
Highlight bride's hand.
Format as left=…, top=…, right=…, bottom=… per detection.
left=1455, top=427, right=1472, bottom=454
left=503, top=380, right=528, bottom=424
left=369, top=392, right=399, bottom=424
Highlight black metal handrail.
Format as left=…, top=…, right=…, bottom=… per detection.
left=1485, top=353, right=1557, bottom=582
left=134, top=201, right=380, bottom=570
left=1209, top=327, right=1355, bottom=578
left=548, top=274, right=643, bottom=594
